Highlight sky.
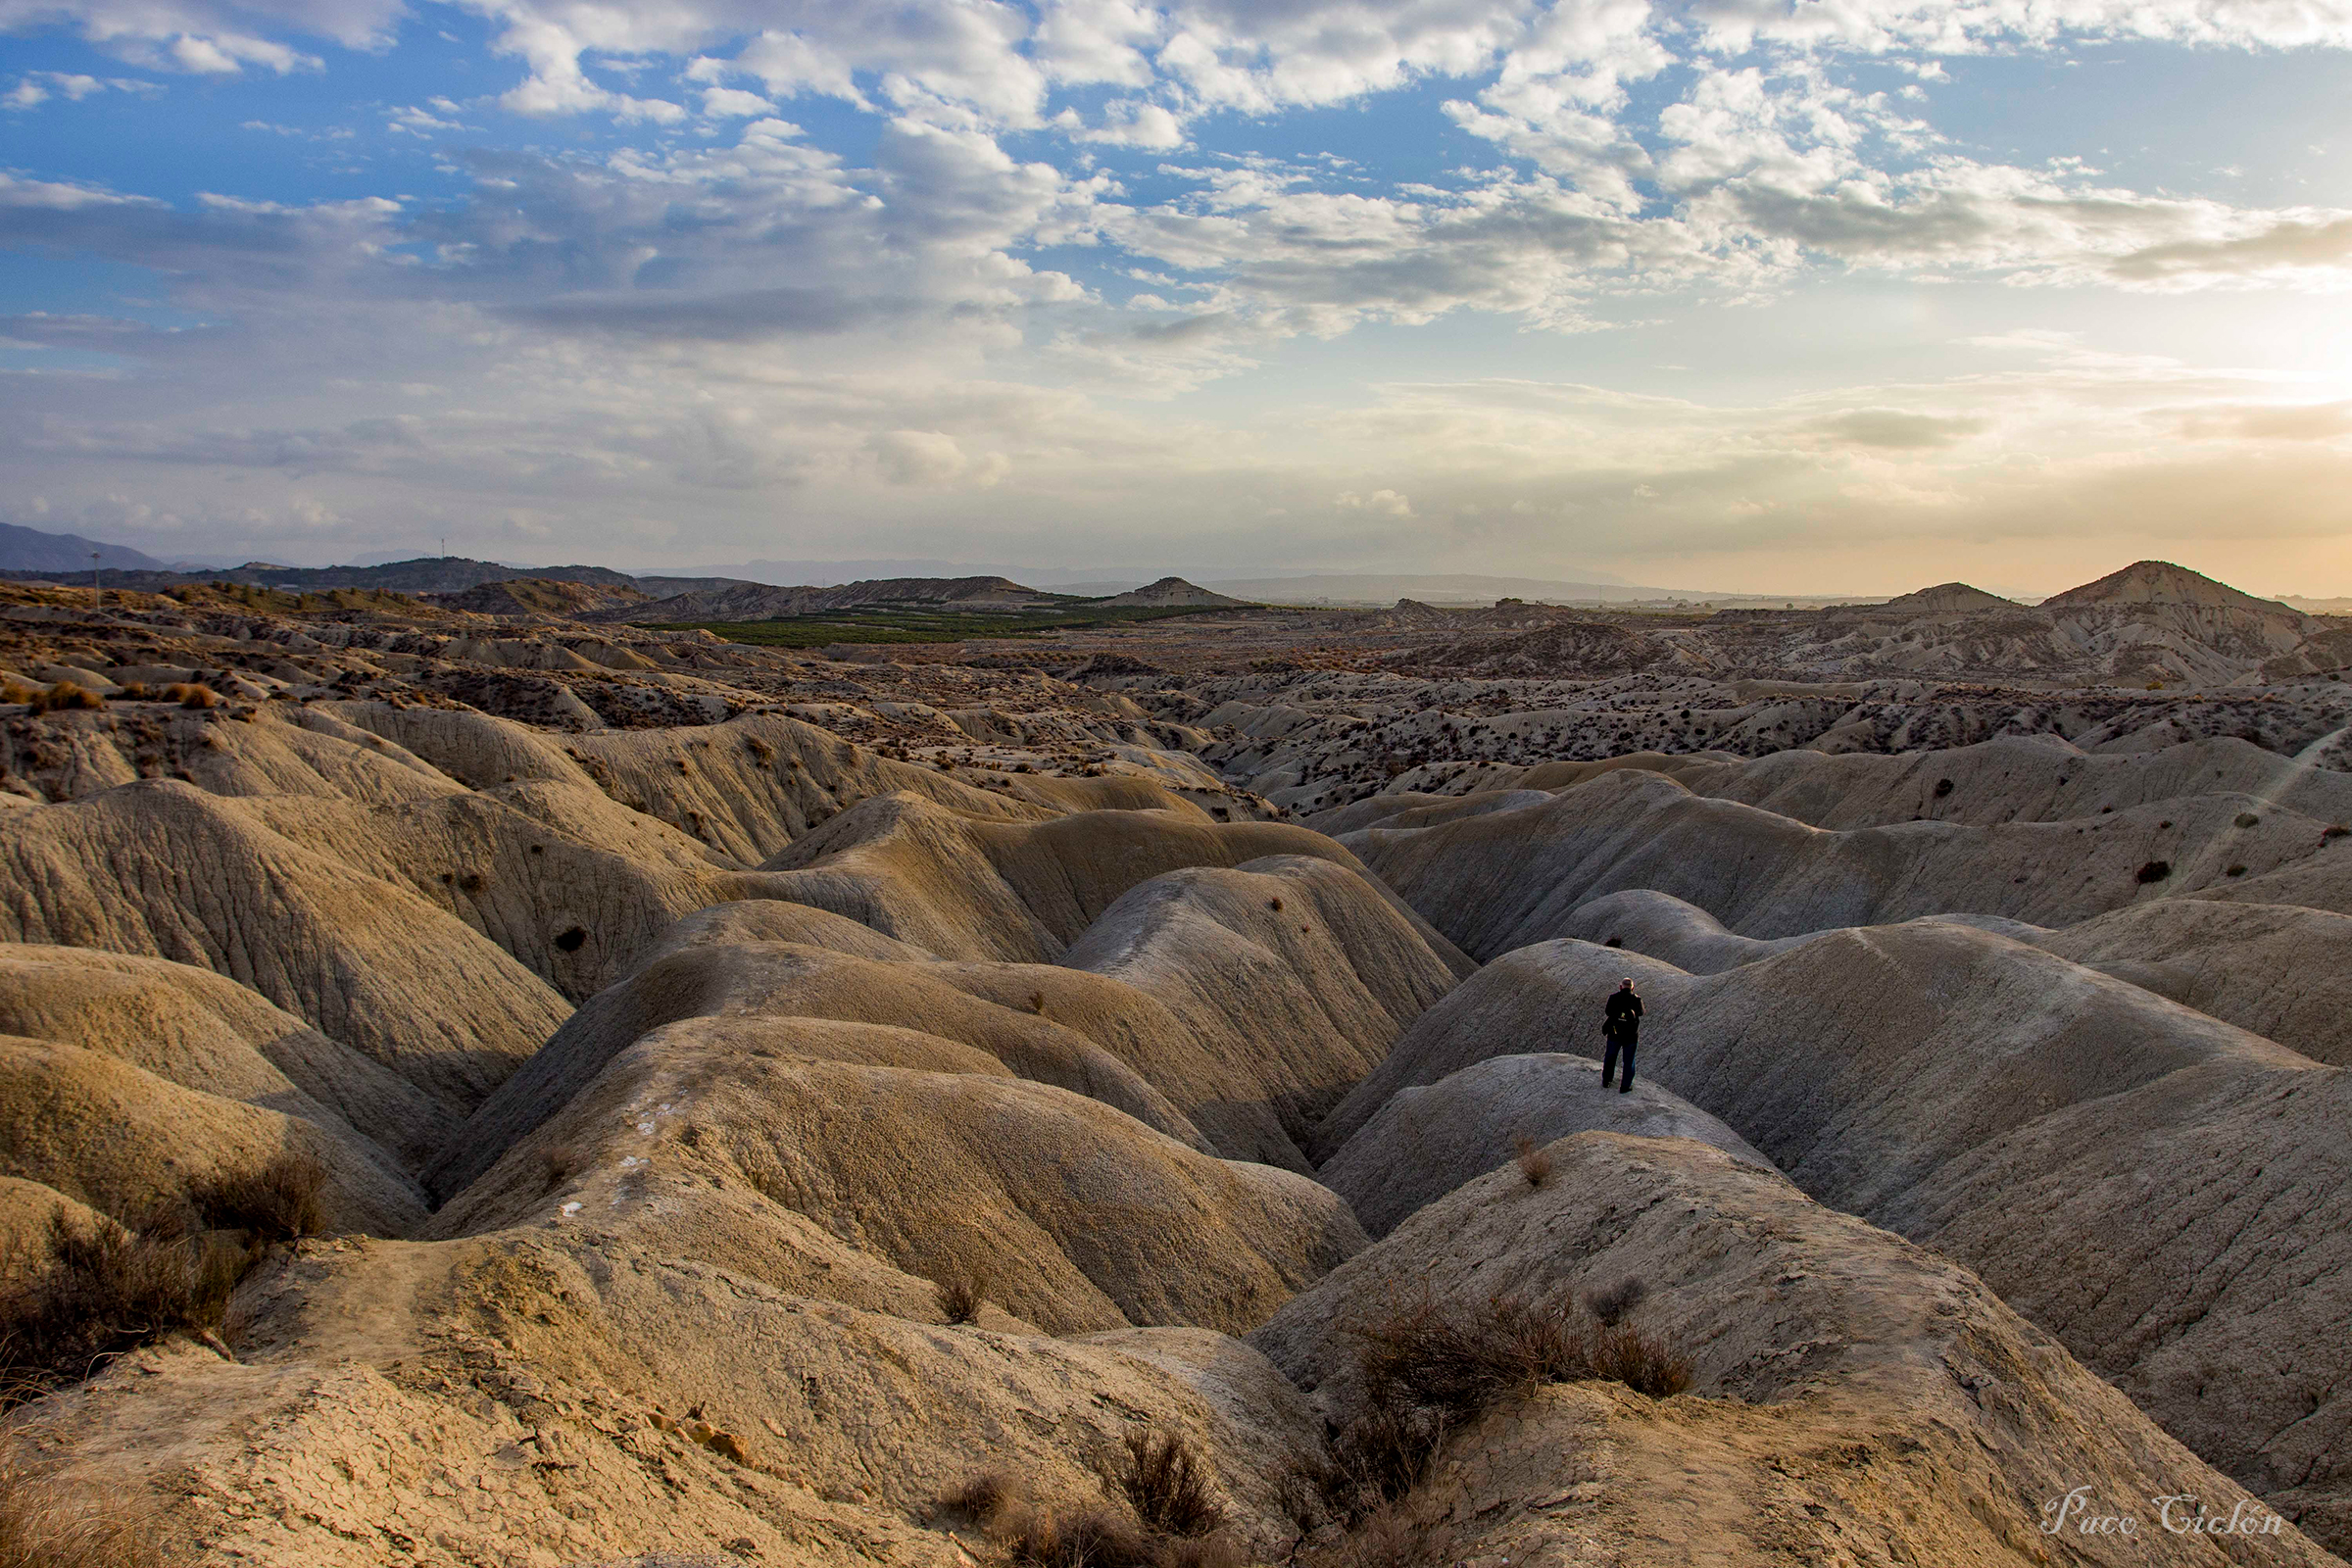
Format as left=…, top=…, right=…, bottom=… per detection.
left=3, top=2, right=2351, bottom=596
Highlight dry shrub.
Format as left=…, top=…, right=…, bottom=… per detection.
left=163, top=683, right=220, bottom=710
left=1511, top=1134, right=1552, bottom=1190
left=1582, top=1276, right=1646, bottom=1326
left=32, top=683, right=104, bottom=713
left=1587, top=1320, right=1693, bottom=1397
left=945, top=1471, right=1016, bottom=1522
left=115, top=680, right=151, bottom=701
left=1115, top=1429, right=1221, bottom=1538
left=0, top=682, right=36, bottom=706
left=935, top=1260, right=993, bottom=1325
left=1303, top=1502, right=1432, bottom=1568
left=0, top=1210, right=248, bottom=1404
left=193, top=1151, right=328, bottom=1244
left=949, top=1451, right=1242, bottom=1568
left=1327, top=1286, right=1690, bottom=1514
left=991, top=1505, right=1154, bottom=1568
left=0, top=1439, right=167, bottom=1568
left=1324, top=1397, right=1448, bottom=1515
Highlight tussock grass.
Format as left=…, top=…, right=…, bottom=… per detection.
left=1511, top=1135, right=1552, bottom=1189
left=0, top=1439, right=166, bottom=1568
left=162, top=683, right=219, bottom=710
left=30, top=684, right=103, bottom=713
left=934, top=1260, right=992, bottom=1325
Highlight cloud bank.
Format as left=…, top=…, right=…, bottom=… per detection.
left=3, top=0, right=2350, bottom=591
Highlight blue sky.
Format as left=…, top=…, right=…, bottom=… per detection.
left=3, top=1, right=2351, bottom=594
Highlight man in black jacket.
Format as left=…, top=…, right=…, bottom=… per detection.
left=1601, top=978, right=1642, bottom=1093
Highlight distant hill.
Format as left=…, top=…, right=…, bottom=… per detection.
left=0, top=521, right=170, bottom=574
left=0, top=553, right=658, bottom=595
left=434, top=577, right=653, bottom=617
left=1872, top=582, right=2018, bottom=615
left=1089, top=576, right=1247, bottom=609
left=606, top=574, right=1067, bottom=624
left=2042, top=560, right=2304, bottom=615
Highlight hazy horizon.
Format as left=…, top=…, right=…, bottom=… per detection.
left=4, top=2, right=2350, bottom=592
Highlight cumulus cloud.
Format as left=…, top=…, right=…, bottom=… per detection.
left=0, top=0, right=397, bottom=71
left=868, top=428, right=1009, bottom=487
left=4, top=70, right=159, bottom=107
left=1337, top=487, right=1415, bottom=515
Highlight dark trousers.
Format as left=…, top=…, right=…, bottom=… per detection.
left=1602, top=1032, right=1637, bottom=1091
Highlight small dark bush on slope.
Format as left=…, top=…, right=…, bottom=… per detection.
left=945, top=1428, right=1238, bottom=1567
left=1115, top=1428, right=1221, bottom=1537
left=1583, top=1276, right=1646, bottom=1326
left=193, top=1151, right=328, bottom=1244
left=934, top=1259, right=992, bottom=1325
left=0, top=1210, right=247, bottom=1405
left=1327, top=1287, right=1690, bottom=1514
left=1511, top=1134, right=1552, bottom=1189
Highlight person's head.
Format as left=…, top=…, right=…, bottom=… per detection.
left=1618, top=978, right=1635, bottom=991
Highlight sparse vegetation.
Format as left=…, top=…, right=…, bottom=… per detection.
left=32, top=682, right=104, bottom=712
left=1114, top=1429, right=1221, bottom=1538
left=988, top=1504, right=1153, bottom=1568
left=164, top=682, right=220, bottom=709
left=1583, top=1276, right=1647, bottom=1325
left=658, top=603, right=1242, bottom=650
left=0, top=1438, right=166, bottom=1568
left=1512, top=1134, right=1553, bottom=1189
left=946, top=1441, right=1240, bottom=1568
left=1323, top=1286, right=1690, bottom=1517
left=0, top=681, right=37, bottom=706
left=193, top=1151, right=328, bottom=1244
left=935, top=1260, right=993, bottom=1325
left=0, top=1209, right=250, bottom=1405
left=2135, top=859, right=2173, bottom=883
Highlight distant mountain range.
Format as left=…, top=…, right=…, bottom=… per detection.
left=2, top=519, right=2333, bottom=612
left=0, top=521, right=178, bottom=574
left=0, top=526, right=1841, bottom=607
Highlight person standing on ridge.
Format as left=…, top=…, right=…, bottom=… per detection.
left=1601, top=978, right=1642, bottom=1093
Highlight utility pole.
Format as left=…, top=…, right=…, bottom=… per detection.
left=90, top=550, right=101, bottom=607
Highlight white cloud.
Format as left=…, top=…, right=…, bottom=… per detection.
left=1074, top=99, right=1186, bottom=148
left=868, top=428, right=1009, bottom=486
left=5, top=70, right=158, bottom=107
left=8, top=0, right=2352, bottom=590
left=1337, top=487, right=1415, bottom=515
left=698, top=85, right=775, bottom=119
